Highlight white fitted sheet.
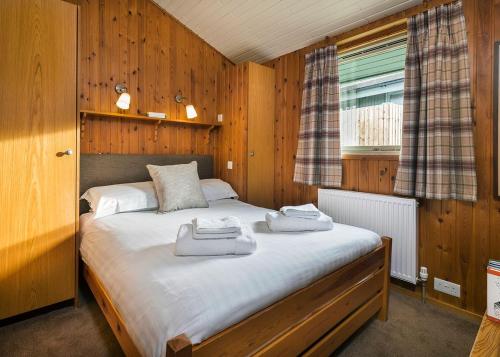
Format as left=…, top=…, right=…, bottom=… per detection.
left=80, top=199, right=381, bottom=357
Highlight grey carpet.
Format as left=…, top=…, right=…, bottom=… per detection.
left=0, top=285, right=479, bottom=357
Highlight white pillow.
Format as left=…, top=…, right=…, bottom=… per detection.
left=200, top=179, right=239, bottom=201
left=81, top=181, right=158, bottom=219
left=147, top=161, right=208, bottom=213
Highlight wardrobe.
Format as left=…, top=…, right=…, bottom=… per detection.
left=0, top=0, right=78, bottom=319
left=217, top=62, right=276, bottom=209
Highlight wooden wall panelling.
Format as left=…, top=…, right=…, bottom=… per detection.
left=268, top=53, right=318, bottom=209
left=80, top=0, right=231, bottom=156
left=237, top=64, right=248, bottom=199
left=472, top=0, right=493, bottom=312
left=456, top=0, right=477, bottom=311
left=358, top=159, right=370, bottom=192
left=287, top=53, right=301, bottom=205
left=341, top=160, right=359, bottom=191
left=389, top=161, right=398, bottom=194
left=139, top=0, right=152, bottom=154
left=156, top=4, right=170, bottom=153
left=265, top=0, right=499, bottom=315
left=273, top=57, right=284, bottom=208
left=491, top=0, right=500, bottom=269
left=215, top=64, right=248, bottom=200
left=109, top=1, right=121, bottom=153
left=368, top=160, right=380, bottom=193
left=377, top=160, right=391, bottom=195
left=127, top=0, right=140, bottom=153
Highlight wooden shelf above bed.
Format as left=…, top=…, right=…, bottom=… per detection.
left=79, top=110, right=221, bottom=142
left=80, top=110, right=222, bottom=127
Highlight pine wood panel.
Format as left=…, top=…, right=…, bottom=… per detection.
left=79, top=0, right=231, bottom=156
left=0, top=0, right=77, bottom=319
left=265, top=0, right=500, bottom=315
left=215, top=63, right=249, bottom=200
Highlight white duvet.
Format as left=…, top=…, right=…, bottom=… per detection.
left=80, top=199, right=381, bottom=357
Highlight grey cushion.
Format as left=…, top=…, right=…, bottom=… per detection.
left=147, top=161, right=208, bottom=213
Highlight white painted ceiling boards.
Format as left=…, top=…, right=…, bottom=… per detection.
left=154, top=0, right=421, bottom=63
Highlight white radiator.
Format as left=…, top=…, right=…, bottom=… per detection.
left=318, top=189, right=418, bottom=284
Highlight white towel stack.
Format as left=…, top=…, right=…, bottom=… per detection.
left=266, top=204, right=333, bottom=232
left=280, top=204, right=321, bottom=219
left=192, top=216, right=242, bottom=239
left=175, top=216, right=257, bottom=256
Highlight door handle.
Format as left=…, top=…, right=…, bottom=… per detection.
left=57, top=149, right=73, bottom=157
left=249, top=151, right=255, bottom=157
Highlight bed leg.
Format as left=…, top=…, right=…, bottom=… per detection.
left=167, top=334, right=192, bottom=357
left=377, top=237, right=392, bottom=321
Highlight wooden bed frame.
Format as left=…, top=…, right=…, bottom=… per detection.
left=83, top=236, right=391, bottom=357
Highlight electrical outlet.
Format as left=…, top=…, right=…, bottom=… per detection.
left=434, top=277, right=460, bottom=298
left=217, top=114, right=223, bottom=122
left=227, top=161, right=233, bottom=170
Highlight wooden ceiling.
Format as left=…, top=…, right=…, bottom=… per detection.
left=154, top=0, right=421, bottom=63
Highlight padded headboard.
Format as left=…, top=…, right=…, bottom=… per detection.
left=79, top=154, right=213, bottom=214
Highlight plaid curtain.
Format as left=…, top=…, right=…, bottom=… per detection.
left=293, top=45, right=341, bottom=187
left=394, top=0, right=477, bottom=201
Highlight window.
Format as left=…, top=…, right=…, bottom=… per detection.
left=339, top=36, right=406, bottom=153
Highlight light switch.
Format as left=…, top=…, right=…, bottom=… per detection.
left=217, top=114, right=223, bottom=122
left=227, top=161, right=233, bottom=170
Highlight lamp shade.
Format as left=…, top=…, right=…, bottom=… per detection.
left=116, top=92, right=131, bottom=110
left=185, top=104, right=197, bottom=119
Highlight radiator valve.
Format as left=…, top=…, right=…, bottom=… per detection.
left=417, top=266, right=428, bottom=303
left=419, top=266, right=428, bottom=282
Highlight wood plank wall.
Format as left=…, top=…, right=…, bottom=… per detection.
left=266, top=0, right=500, bottom=315
left=79, top=0, right=232, bottom=155
left=215, top=64, right=249, bottom=200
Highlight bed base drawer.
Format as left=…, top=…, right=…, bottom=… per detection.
left=303, top=292, right=383, bottom=357
left=256, top=269, right=384, bottom=356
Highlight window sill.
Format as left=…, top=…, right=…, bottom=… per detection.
left=342, top=153, right=400, bottom=161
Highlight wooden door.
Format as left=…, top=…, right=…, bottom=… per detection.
left=0, top=0, right=77, bottom=319
left=247, top=63, right=276, bottom=209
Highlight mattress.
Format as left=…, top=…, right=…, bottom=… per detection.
left=79, top=199, right=381, bottom=357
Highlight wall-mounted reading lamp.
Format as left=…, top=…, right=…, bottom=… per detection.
left=115, top=83, right=131, bottom=110
left=175, top=93, right=197, bottom=119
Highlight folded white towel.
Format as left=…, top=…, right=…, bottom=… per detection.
left=175, top=224, right=257, bottom=256
left=192, top=216, right=242, bottom=234
left=192, top=230, right=240, bottom=240
left=280, top=204, right=320, bottom=219
left=265, top=211, right=333, bottom=232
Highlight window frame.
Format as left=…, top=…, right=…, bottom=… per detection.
left=338, top=34, right=407, bottom=156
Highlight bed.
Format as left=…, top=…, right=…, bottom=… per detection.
left=79, top=154, right=392, bottom=357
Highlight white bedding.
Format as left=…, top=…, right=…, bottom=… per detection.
left=80, top=199, right=381, bottom=357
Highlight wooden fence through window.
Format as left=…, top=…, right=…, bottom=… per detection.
left=340, top=102, right=402, bottom=147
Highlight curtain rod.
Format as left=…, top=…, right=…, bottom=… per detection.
left=320, top=0, right=455, bottom=53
